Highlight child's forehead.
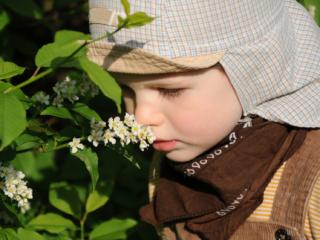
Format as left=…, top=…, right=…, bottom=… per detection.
left=112, top=67, right=217, bottom=85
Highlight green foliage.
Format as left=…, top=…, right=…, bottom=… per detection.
left=0, top=0, right=315, bottom=238
left=17, top=228, right=45, bottom=240
left=0, top=61, right=25, bottom=80
left=0, top=0, right=42, bottom=19
left=73, top=148, right=99, bottom=191
left=85, top=180, right=113, bottom=213
left=121, top=0, right=131, bottom=16
left=27, top=213, right=77, bottom=234
left=300, top=0, right=320, bottom=25
left=49, top=182, right=82, bottom=218
left=77, top=57, right=122, bottom=113
left=118, top=0, right=155, bottom=29
left=0, top=93, right=27, bottom=150
left=71, top=103, right=102, bottom=121
left=41, top=106, right=75, bottom=120
left=0, top=7, right=9, bottom=31
left=89, top=218, right=137, bottom=240
left=0, top=228, right=20, bottom=240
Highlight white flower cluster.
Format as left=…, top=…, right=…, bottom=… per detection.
left=0, top=165, right=33, bottom=214
left=32, top=91, right=50, bottom=105
left=52, top=75, right=99, bottom=107
left=69, top=113, right=156, bottom=153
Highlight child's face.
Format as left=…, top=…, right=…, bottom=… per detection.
left=115, top=65, right=243, bottom=162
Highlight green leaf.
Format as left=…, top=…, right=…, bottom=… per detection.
left=0, top=61, right=25, bottom=80
left=85, top=180, right=114, bottom=213
left=71, top=103, right=102, bottom=121
left=117, top=15, right=127, bottom=28
left=12, top=151, right=55, bottom=182
left=17, top=228, right=45, bottom=240
left=74, top=148, right=99, bottom=191
left=302, top=0, right=320, bottom=25
left=89, top=218, right=137, bottom=240
left=49, top=182, right=82, bottom=218
left=0, top=0, right=43, bottom=19
left=0, top=193, right=27, bottom=226
left=0, top=228, right=19, bottom=240
left=27, top=213, right=77, bottom=234
left=55, top=30, right=91, bottom=44
left=121, top=0, right=130, bottom=16
left=41, top=106, right=74, bottom=120
left=0, top=82, right=32, bottom=110
left=0, top=8, right=10, bottom=31
left=125, top=12, right=155, bottom=28
left=35, top=40, right=84, bottom=68
left=0, top=93, right=27, bottom=150
left=78, top=57, right=122, bottom=113
left=14, top=133, right=43, bottom=151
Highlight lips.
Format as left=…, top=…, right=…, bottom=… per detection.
left=153, top=140, right=177, bottom=152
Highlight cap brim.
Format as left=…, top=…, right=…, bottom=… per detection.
left=86, top=41, right=225, bottom=74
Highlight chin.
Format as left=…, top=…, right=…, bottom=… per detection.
left=165, top=151, right=198, bottom=163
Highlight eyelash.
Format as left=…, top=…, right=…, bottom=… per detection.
left=120, top=85, right=184, bottom=99
left=158, top=88, right=184, bottom=98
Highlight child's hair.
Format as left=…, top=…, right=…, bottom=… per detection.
left=88, top=0, right=320, bottom=128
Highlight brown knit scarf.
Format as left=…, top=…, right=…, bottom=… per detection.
left=140, top=115, right=308, bottom=240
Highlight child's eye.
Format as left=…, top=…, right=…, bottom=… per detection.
left=158, top=88, right=184, bottom=98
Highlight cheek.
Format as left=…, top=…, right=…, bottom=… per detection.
left=169, top=95, right=234, bottom=143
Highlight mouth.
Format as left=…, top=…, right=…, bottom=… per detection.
left=153, top=140, right=177, bottom=152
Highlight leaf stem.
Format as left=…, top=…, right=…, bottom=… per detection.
left=3, top=26, right=123, bottom=94
left=4, top=68, right=53, bottom=94
left=80, top=212, right=88, bottom=240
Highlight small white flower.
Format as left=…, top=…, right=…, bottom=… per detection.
left=108, top=116, right=121, bottom=130
left=68, top=137, right=85, bottom=153
left=103, top=130, right=116, bottom=145
left=88, top=130, right=103, bottom=147
left=33, top=91, right=50, bottom=105
left=131, top=122, right=141, bottom=136
left=124, top=113, right=136, bottom=127
left=91, top=118, right=106, bottom=131
left=139, top=140, right=149, bottom=151
left=0, top=165, right=33, bottom=214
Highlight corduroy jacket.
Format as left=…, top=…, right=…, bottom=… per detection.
left=148, top=129, right=320, bottom=240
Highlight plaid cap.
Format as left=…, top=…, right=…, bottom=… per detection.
left=88, top=0, right=320, bottom=128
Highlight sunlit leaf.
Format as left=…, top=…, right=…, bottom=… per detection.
left=49, top=182, right=82, bottom=218
left=54, top=30, right=91, bottom=44
left=0, top=228, right=19, bottom=240
left=41, top=106, right=74, bottom=120
left=302, top=0, right=320, bottom=25
left=89, top=218, right=137, bottom=240
left=27, top=213, right=77, bottom=234
left=125, top=12, right=155, bottom=28
left=121, top=0, right=130, bottom=16
left=0, top=61, right=25, bottom=80
left=17, top=228, right=45, bottom=240
left=0, top=93, right=26, bottom=150
left=85, top=180, right=113, bottom=213
left=35, top=41, right=84, bottom=68
left=78, top=57, right=122, bottom=113
left=0, top=82, right=31, bottom=110
left=72, top=103, right=102, bottom=121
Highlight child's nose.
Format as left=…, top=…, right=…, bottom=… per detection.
left=134, top=101, right=163, bottom=127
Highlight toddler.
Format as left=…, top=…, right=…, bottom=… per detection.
left=87, top=0, right=320, bottom=239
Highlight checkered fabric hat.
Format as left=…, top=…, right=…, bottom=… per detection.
left=88, top=0, right=320, bottom=128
